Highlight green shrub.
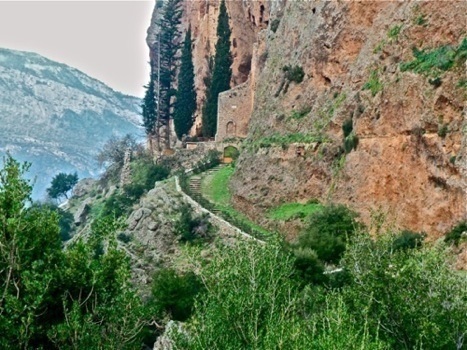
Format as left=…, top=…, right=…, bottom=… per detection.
left=343, top=232, right=467, bottom=348
left=292, top=247, right=326, bottom=285
left=30, top=202, right=74, bottom=241
left=270, top=18, right=280, bottom=33
left=175, top=204, right=212, bottom=243
left=282, top=65, right=305, bottom=83
left=117, top=232, right=132, bottom=243
left=130, top=157, right=169, bottom=192
left=387, top=25, right=402, bottom=40
left=101, top=192, right=135, bottom=219
left=444, top=221, right=467, bottom=246
left=428, top=76, right=442, bottom=87
left=150, top=268, right=203, bottom=322
left=391, top=230, right=425, bottom=251
left=363, top=69, right=383, bottom=96
left=290, top=106, right=312, bottom=120
left=344, top=132, right=359, bottom=153
left=297, top=204, right=360, bottom=264
left=400, top=38, right=466, bottom=76
left=437, top=123, right=448, bottom=138
left=174, top=240, right=307, bottom=349
left=342, top=118, right=353, bottom=138
left=414, top=14, right=427, bottom=26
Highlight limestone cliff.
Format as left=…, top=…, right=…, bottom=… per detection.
left=148, top=1, right=466, bottom=239
left=230, top=0, right=466, bottom=238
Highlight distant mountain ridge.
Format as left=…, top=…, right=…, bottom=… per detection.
left=0, top=48, right=143, bottom=199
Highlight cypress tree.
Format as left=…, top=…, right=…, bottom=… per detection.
left=202, top=0, right=232, bottom=137
left=141, top=63, right=156, bottom=141
left=156, top=0, right=183, bottom=149
left=174, top=27, right=196, bottom=139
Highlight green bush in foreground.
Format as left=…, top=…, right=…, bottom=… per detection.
left=297, top=204, right=360, bottom=264
left=172, top=232, right=466, bottom=350
left=175, top=239, right=308, bottom=349
left=343, top=233, right=467, bottom=349
left=0, top=156, right=147, bottom=349
left=150, top=268, right=203, bottom=322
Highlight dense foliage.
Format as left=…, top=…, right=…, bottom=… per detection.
left=202, top=0, right=232, bottom=137
left=100, top=155, right=170, bottom=219
left=444, top=220, right=467, bottom=246
left=174, top=27, right=196, bottom=139
left=173, top=232, right=466, bottom=349
left=175, top=204, right=212, bottom=243
left=30, top=202, right=75, bottom=241
left=1, top=147, right=466, bottom=350
left=0, top=155, right=148, bottom=349
left=296, top=204, right=360, bottom=264
left=150, top=268, right=203, bottom=322
left=400, top=38, right=467, bottom=76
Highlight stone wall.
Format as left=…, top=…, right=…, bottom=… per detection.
left=215, top=81, right=252, bottom=142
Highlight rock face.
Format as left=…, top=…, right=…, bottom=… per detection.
left=147, top=1, right=465, bottom=238
left=0, top=48, right=142, bottom=199
left=227, top=1, right=466, bottom=238
left=147, top=0, right=268, bottom=135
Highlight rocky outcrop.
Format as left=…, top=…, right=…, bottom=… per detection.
left=229, top=1, right=466, bottom=238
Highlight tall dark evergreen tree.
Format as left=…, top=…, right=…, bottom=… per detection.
left=141, top=63, right=156, bottom=152
left=202, top=0, right=232, bottom=137
left=174, top=27, right=196, bottom=139
left=156, top=0, right=183, bottom=149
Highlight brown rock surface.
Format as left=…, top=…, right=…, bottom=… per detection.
left=229, top=0, right=466, bottom=238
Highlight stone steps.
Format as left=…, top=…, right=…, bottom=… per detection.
left=187, top=164, right=226, bottom=212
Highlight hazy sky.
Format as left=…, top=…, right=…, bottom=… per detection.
left=0, top=1, right=154, bottom=97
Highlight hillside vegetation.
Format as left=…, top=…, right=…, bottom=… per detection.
left=1, top=153, right=466, bottom=349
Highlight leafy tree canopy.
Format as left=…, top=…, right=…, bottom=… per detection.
left=47, top=172, right=78, bottom=200
left=0, top=155, right=149, bottom=349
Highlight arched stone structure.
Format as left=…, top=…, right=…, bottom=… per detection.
left=223, top=145, right=240, bottom=163
left=226, top=121, right=236, bottom=137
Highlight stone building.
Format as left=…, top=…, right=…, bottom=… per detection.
left=215, top=81, right=252, bottom=142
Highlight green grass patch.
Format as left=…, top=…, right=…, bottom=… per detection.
left=414, top=14, right=427, bottom=26
left=202, top=165, right=235, bottom=206
left=268, top=202, right=323, bottom=221
left=362, top=69, right=383, bottom=96
left=200, top=165, right=271, bottom=239
left=289, top=106, right=312, bottom=120
left=400, top=38, right=466, bottom=76
left=246, top=132, right=325, bottom=151
left=387, top=25, right=402, bottom=40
